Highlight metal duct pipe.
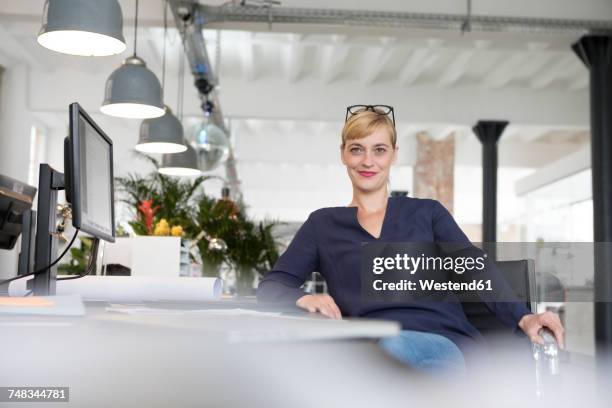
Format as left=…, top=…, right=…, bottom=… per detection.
left=169, top=0, right=242, bottom=200
left=198, top=3, right=612, bottom=36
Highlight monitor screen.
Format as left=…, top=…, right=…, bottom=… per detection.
left=67, top=103, right=115, bottom=242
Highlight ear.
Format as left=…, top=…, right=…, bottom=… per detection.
left=392, top=145, right=398, bottom=164
left=340, top=144, right=346, bottom=165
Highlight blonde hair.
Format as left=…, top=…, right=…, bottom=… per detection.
left=341, top=109, right=397, bottom=148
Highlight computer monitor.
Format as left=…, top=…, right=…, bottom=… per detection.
left=30, top=103, right=116, bottom=295
left=0, top=175, right=36, bottom=250
left=65, top=102, right=116, bottom=243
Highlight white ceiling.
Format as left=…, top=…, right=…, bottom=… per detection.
left=0, top=0, right=603, bottom=223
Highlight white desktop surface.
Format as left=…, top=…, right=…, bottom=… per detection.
left=96, top=305, right=401, bottom=343
left=0, top=300, right=606, bottom=408
left=0, top=300, right=411, bottom=407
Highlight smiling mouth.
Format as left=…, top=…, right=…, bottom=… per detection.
left=358, top=171, right=378, bottom=178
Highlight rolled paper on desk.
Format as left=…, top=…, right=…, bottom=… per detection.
left=9, top=276, right=223, bottom=302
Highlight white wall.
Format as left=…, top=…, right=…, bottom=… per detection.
left=0, top=63, right=35, bottom=278
left=0, top=0, right=598, bottom=274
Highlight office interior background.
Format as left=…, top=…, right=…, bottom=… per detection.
left=0, top=0, right=609, bottom=358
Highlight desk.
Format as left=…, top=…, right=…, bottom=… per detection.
left=0, top=300, right=607, bottom=408
left=0, top=300, right=409, bottom=407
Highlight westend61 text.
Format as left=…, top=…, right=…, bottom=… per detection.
left=372, top=279, right=493, bottom=292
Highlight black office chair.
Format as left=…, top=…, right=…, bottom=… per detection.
left=462, top=259, right=537, bottom=335
left=461, top=259, right=560, bottom=383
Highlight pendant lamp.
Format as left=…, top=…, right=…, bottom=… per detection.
left=37, top=0, right=126, bottom=56
left=159, top=144, right=202, bottom=177
left=100, top=0, right=164, bottom=119
left=136, top=106, right=186, bottom=153
left=135, top=1, right=186, bottom=153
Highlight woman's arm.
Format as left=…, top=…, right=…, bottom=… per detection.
left=430, top=199, right=565, bottom=346
left=257, top=214, right=320, bottom=304
left=257, top=212, right=343, bottom=319
left=429, top=200, right=532, bottom=327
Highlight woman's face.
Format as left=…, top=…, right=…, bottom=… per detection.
left=341, top=127, right=397, bottom=194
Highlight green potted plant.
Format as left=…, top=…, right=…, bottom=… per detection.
left=225, top=216, right=281, bottom=296
left=115, top=155, right=209, bottom=237
left=114, top=152, right=281, bottom=289
left=58, top=237, right=94, bottom=275
left=193, top=193, right=234, bottom=276
left=193, top=192, right=281, bottom=294
left=114, top=154, right=211, bottom=276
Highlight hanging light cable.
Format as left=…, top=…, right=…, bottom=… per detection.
left=159, top=35, right=202, bottom=177
left=135, top=0, right=186, bottom=154
left=177, top=36, right=185, bottom=122
left=100, top=0, right=165, bottom=119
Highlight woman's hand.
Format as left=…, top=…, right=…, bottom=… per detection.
left=518, top=311, right=565, bottom=349
left=296, top=294, right=342, bottom=319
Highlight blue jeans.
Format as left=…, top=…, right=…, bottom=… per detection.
left=378, top=330, right=466, bottom=374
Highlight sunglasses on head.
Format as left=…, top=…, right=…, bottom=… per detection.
left=345, top=105, right=395, bottom=126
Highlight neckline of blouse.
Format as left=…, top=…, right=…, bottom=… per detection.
left=345, top=196, right=394, bottom=240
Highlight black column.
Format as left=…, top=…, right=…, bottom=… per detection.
left=573, top=35, right=612, bottom=358
left=473, top=120, right=508, bottom=244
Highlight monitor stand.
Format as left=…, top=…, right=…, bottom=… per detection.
left=32, top=163, right=65, bottom=296
left=18, top=208, right=36, bottom=276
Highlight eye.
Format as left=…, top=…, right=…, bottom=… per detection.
left=349, top=146, right=363, bottom=154
left=374, top=147, right=387, bottom=154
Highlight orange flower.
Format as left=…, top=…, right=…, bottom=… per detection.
left=138, top=199, right=160, bottom=235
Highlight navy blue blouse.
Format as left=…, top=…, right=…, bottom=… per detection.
left=257, top=196, right=531, bottom=352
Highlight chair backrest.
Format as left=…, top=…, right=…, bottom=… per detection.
left=462, top=259, right=536, bottom=332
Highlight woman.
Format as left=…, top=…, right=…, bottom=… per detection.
left=257, top=105, right=564, bottom=372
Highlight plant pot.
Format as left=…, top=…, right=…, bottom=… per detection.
left=103, top=236, right=181, bottom=277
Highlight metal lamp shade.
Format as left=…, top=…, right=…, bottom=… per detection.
left=101, top=56, right=165, bottom=119
left=159, top=144, right=202, bottom=177
left=136, top=107, right=187, bottom=154
left=37, top=0, right=126, bottom=56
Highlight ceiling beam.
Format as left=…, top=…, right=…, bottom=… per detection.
left=360, top=37, right=397, bottom=85
left=438, top=41, right=489, bottom=88
left=277, top=119, right=297, bottom=134
left=507, top=125, right=550, bottom=143
left=319, top=35, right=349, bottom=84
left=398, top=50, right=437, bottom=86
left=530, top=54, right=576, bottom=89
left=484, top=52, right=530, bottom=88
left=437, top=49, right=475, bottom=87
left=398, top=39, right=442, bottom=86
left=285, top=33, right=305, bottom=83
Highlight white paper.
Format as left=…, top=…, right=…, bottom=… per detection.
left=9, top=276, right=223, bottom=303
left=188, top=308, right=282, bottom=316
left=104, top=307, right=281, bottom=317
left=105, top=306, right=188, bottom=315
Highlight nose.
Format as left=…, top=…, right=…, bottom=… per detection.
left=362, top=150, right=374, bottom=167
